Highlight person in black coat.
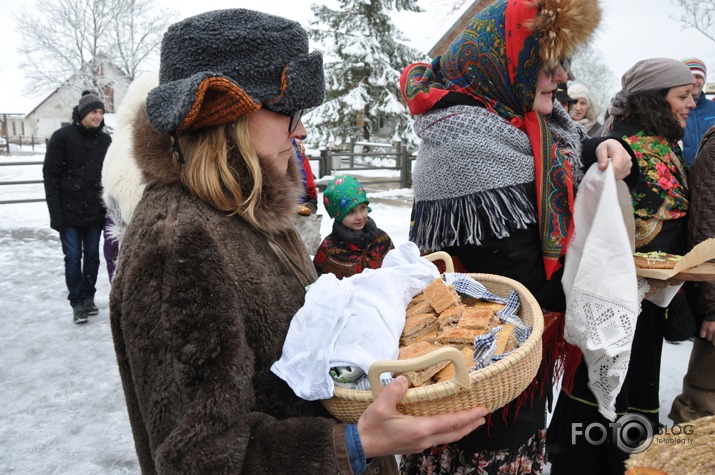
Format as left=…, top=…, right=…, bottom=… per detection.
left=43, top=91, right=112, bottom=324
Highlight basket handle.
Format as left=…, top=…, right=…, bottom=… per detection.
left=367, top=346, right=471, bottom=399
left=424, top=251, right=455, bottom=273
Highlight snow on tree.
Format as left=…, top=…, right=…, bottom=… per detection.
left=305, top=0, right=425, bottom=150
left=569, top=42, right=618, bottom=121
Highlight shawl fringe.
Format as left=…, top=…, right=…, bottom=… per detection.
left=410, top=183, right=537, bottom=252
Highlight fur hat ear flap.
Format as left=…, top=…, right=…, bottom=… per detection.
left=525, top=0, right=601, bottom=71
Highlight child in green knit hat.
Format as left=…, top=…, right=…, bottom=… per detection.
left=313, top=175, right=393, bottom=279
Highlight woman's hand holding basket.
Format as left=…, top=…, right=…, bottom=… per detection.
left=357, top=375, right=488, bottom=458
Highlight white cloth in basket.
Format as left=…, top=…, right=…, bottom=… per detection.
left=562, top=162, right=640, bottom=421
left=271, top=241, right=439, bottom=401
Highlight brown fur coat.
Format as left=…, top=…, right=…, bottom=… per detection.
left=109, top=107, right=396, bottom=474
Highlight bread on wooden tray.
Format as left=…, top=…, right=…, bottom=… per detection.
left=633, top=251, right=682, bottom=269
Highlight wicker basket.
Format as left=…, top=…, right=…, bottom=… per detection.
left=625, top=415, right=715, bottom=475
left=321, top=256, right=544, bottom=423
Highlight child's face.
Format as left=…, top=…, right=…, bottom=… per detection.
left=342, top=203, right=369, bottom=233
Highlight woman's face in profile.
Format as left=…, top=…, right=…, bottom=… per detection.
left=532, top=66, right=568, bottom=115
left=247, top=109, right=307, bottom=174
left=664, top=84, right=696, bottom=128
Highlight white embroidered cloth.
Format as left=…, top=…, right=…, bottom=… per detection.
left=562, top=163, right=640, bottom=421
left=271, top=242, right=439, bottom=401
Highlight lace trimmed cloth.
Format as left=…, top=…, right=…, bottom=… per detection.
left=562, top=162, right=640, bottom=421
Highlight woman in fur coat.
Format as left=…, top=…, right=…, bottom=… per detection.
left=399, top=0, right=636, bottom=473
left=109, top=9, right=487, bottom=475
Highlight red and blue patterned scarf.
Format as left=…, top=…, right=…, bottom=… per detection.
left=400, top=0, right=575, bottom=279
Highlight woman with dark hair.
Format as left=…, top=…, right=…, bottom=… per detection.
left=547, top=57, right=696, bottom=475
left=399, top=0, right=636, bottom=472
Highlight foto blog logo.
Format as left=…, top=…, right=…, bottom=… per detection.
left=571, top=413, right=696, bottom=454
left=571, top=413, right=654, bottom=454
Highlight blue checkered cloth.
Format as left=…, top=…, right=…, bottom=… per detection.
left=444, top=273, right=531, bottom=368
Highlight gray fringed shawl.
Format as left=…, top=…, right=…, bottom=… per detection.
left=410, top=103, right=585, bottom=252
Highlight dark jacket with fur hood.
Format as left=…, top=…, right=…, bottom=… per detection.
left=109, top=107, right=397, bottom=474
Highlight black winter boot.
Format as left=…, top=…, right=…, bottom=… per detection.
left=73, top=305, right=88, bottom=324
left=84, top=299, right=99, bottom=316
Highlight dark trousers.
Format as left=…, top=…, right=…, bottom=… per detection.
left=60, top=226, right=102, bottom=307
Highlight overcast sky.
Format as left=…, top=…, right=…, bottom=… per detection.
left=0, top=0, right=712, bottom=100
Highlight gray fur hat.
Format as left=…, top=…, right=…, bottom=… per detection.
left=146, top=9, right=325, bottom=133
left=78, top=90, right=105, bottom=119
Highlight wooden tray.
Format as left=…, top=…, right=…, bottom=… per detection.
left=635, top=238, right=715, bottom=281
left=670, top=262, right=715, bottom=281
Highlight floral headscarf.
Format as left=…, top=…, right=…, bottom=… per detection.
left=400, top=0, right=600, bottom=278
left=322, top=175, right=371, bottom=222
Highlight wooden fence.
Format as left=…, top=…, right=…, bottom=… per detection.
left=0, top=141, right=417, bottom=206
left=0, top=136, right=49, bottom=154
left=0, top=160, right=44, bottom=205
left=316, top=141, right=415, bottom=189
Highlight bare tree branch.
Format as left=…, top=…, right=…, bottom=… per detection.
left=570, top=43, right=618, bottom=120
left=673, top=0, right=715, bottom=42
left=15, top=0, right=176, bottom=100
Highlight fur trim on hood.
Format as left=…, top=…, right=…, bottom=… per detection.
left=102, top=72, right=159, bottom=241
left=526, top=0, right=601, bottom=72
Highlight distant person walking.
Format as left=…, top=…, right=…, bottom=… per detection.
left=43, top=91, right=111, bottom=324
left=682, top=58, right=715, bottom=167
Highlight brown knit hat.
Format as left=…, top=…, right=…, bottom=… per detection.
left=145, top=9, right=325, bottom=133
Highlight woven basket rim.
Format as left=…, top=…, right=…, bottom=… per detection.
left=331, top=272, right=544, bottom=404
left=626, top=414, right=715, bottom=473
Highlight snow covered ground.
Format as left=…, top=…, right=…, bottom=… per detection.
left=0, top=150, right=693, bottom=473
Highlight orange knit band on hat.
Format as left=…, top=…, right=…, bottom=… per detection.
left=264, top=65, right=290, bottom=107
left=179, top=77, right=261, bottom=131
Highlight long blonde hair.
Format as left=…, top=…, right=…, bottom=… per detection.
left=175, top=117, right=265, bottom=230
